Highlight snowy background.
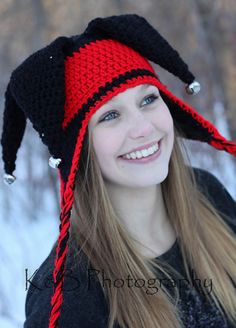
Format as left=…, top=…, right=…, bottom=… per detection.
left=0, top=126, right=59, bottom=328
left=0, top=1, right=236, bottom=327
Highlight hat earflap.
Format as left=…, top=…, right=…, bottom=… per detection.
left=159, top=85, right=236, bottom=157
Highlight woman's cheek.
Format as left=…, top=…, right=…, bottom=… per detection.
left=92, top=129, right=122, bottom=157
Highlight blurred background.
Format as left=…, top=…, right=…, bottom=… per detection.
left=0, top=0, right=236, bottom=327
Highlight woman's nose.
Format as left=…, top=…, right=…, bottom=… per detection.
left=127, top=111, right=155, bottom=138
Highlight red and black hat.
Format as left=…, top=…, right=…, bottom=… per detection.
left=1, top=14, right=236, bottom=328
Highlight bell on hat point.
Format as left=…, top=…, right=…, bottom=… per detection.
left=3, top=173, right=16, bottom=185
left=185, top=81, right=201, bottom=95
left=49, top=156, right=62, bottom=169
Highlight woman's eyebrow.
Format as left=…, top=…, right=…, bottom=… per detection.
left=105, top=85, right=155, bottom=105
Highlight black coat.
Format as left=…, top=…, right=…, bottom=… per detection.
left=24, top=167, right=236, bottom=328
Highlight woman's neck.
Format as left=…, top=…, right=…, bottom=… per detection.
left=105, top=181, right=176, bottom=258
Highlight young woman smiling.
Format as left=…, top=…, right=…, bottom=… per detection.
left=1, top=14, right=236, bottom=328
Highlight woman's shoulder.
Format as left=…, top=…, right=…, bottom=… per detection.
left=191, top=166, right=236, bottom=232
left=24, top=244, right=109, bottom=327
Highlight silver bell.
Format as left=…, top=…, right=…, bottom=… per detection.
left=3, top=173, right=16, bottom=185
left=49, top=157, right=62, bottom=169
left=185, top=81, right=201, bottom=95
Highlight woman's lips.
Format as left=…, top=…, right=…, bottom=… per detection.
left=118, top=139, right=162, bottom=164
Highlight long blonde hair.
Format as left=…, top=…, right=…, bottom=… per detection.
left=69, top=124, right=236, bottom=328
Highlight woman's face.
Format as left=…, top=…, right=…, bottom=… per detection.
left=88, top=83, right=174, bottom=188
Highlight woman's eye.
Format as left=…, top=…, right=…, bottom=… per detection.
left=142, top=94, right=159, bottom=106
left=98, top=94, right=159, bottom=123
left=99, top=111, right=119, bottom=123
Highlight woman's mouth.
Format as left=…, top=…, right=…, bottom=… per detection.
left=118, top=139, right=162, bottom=164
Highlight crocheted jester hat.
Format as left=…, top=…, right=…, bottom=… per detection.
left=1, top=14, right=236, bottom=327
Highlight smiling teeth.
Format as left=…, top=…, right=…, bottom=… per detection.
left=122, top=143, right=159, bottom=159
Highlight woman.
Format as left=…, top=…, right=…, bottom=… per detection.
left=1, top=14, right=236, bottom=328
